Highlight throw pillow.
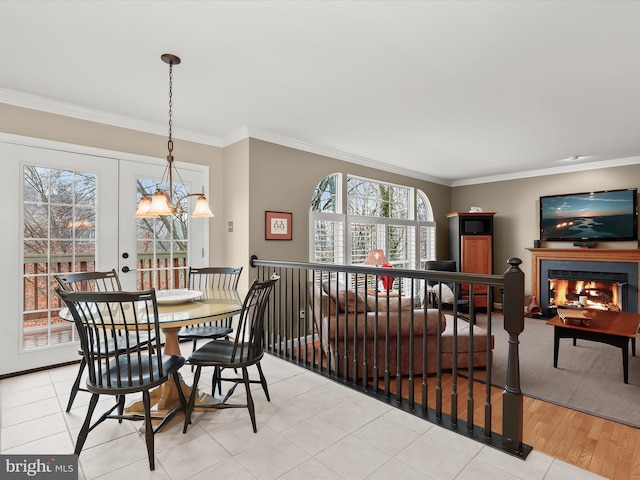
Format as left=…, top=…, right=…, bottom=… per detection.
left=429, top=283, right=455, bottom=303
left=321, top=280, right=367, bottom=313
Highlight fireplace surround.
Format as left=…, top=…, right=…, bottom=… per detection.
left=529, top=249, right=640, bottom=318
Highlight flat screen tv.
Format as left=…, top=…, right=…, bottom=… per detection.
left=539, top=188, right=638, bottom=241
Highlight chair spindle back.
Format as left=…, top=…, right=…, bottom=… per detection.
left=56, top=289, right=166, bottom=390
left=54, top=269, right=122, bottom=293
left=231, top=275, right=279, bottom=362
left=188, top=267, right=243, bottom=291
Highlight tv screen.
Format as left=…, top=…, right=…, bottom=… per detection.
left=539, top=188, right=638, bottom=241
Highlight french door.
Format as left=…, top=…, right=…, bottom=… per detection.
left=1, top=136, right=208, bottom=375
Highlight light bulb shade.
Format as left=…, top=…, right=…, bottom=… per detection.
left=148, top=190, right=174, bottom=216
left=192, top=195, right=214, bottom=218
left=134, top=195, right=158, bottom=218
left=364, top=249, right=388, bottom=266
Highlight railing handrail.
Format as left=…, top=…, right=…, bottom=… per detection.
left=250, top=255, right=506, bottom=287
left=250, top=254, right=530, bottom=459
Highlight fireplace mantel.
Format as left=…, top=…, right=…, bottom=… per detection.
left=528, top=248, right=640, bottom=312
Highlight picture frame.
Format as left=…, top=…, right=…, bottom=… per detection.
left=265, top=211, right=292, bottom=240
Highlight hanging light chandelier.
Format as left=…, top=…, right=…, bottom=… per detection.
left=135, top=53, right=214, bottom=218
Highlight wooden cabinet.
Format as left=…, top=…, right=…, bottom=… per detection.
left=447, top=212, right=495, bottom=309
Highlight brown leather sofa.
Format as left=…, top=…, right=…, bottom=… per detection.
left=312, top=282, right=492, bottom=378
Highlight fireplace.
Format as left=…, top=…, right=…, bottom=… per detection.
left=547, top=270, right=626, bottom=312
left=529, top=249, right=640, bottom=318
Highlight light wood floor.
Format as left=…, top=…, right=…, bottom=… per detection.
left=523, top=394, right=640, bottom=479
left=379, top=373, right=640, bottom=480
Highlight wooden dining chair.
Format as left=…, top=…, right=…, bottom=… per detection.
left=183, top=275, right=279, bottom=434
left=54, top=269, right=155, bottom=412
left=56, top=288, right=186, bottom=471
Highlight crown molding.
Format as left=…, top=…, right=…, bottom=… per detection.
left=0, top=87, right=222, bottom=146
left=241, top=127, right=452, bottom=186
left=452, top=156, right=640, bottom=187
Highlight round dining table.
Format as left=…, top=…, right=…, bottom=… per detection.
left=153, top=288, right=243, bottom=355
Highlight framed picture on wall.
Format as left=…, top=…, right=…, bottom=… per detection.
left=265, top=211, right=292, bottom=240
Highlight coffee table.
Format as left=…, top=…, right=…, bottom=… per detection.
left=547, top=310, right=640, bottom=384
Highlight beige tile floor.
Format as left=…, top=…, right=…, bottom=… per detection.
left=1, top=346, right=604, bottom=480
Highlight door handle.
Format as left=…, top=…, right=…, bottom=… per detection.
left=121, top=266, right=135, bottom=273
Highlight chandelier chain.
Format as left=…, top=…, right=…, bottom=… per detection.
left=168, top=61, right=174, bottom=154
left=134, top=53, right=213, bottom=218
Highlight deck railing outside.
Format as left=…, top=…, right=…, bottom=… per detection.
left=22, top=253, right=188, bottom=348
left=251, top=255, right=531, bottom=459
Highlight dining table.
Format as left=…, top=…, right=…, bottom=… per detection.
left=60, top=287, right=243, bottom=418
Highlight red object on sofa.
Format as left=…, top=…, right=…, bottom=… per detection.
left=379, top=264, right=394, bottom=290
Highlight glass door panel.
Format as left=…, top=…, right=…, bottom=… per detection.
left=119, top=160, right=208, bottom=291
left=22, top=166, right=98, bottom=349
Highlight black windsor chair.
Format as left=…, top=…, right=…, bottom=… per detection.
left=56, top=288, right=186, bottom=471
left=183, top=275, right=279, bottom=434
left=54, top=269, right=155, bottom=412
left=177, top=266, right=243, bottom=355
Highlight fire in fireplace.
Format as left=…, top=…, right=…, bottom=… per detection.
left=535, top=254, right=639, bottom=318
left=548, top=278, right=623, bottom=311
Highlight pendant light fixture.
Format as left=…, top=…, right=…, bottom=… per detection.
left=135, top=53, right=214, bottom=218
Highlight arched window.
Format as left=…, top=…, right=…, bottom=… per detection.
left=310, top=174, right=436, bottom=269
left=416, top=189, right=437, bottom=269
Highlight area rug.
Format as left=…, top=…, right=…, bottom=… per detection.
left=485, top=315, right=640, bottom=428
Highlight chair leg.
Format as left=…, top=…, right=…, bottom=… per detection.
left=183, top=366, right=202, bottom=434
left=190, top=338, right=198, bottom=371
left=256, top=362, right=270, bottom=401
left=211, top=366, right=223, bottom=396
left=242, top=367, right=257, bottom=433
left=211, top=367, right=217, bottom=396
left=74, top=393, right=99, bottom=455
left=66, top=357, right=86, bottom=412
left=172, top=371, right=187, bottom=413
left=117, top=395, right=125, bottom=423
left=142, top=390, right=155, bottom=471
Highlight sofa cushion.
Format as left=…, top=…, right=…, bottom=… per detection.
left=321, top=281, right=366, bottom=313
left=323, top=308, right=448, bottom=340
left=440, top=317, right=493, bottom=353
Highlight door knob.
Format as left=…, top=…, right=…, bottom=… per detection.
left=121, top=266, right=131, bottom=273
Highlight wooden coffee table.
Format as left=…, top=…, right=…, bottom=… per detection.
left=547, top=310, right=640, bottom=384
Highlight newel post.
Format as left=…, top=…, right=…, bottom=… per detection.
left=501, top=257, right=529, bottom=457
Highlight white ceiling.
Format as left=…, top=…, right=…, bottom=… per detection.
left=3, top=0, right=640, bottom=186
